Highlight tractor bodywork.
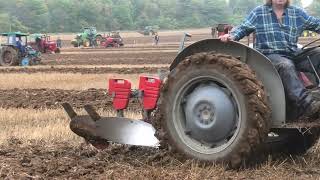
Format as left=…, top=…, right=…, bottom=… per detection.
left=71, top=27, right=103, bottom=47
left=29, top=34, right=60, bottom=54
left=1, top=32, right=29, bottom=46
left=0, top=32, right=41, bottom=66
left=172, top=39, right=286, bottom=126
left=100, top=32, right=124, bottom=48
left=138, top=26, right=159, bottom=36
left=64, top=39, right=320, bottom=168
left=212, top=24, right=233, bottom=38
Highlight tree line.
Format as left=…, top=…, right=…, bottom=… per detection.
left=0, top=0, right=318, bottom=33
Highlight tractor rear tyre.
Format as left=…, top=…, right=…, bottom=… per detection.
left=0, top=46, right=19, bottom=66
left=156, top=52, right=271, bottom=168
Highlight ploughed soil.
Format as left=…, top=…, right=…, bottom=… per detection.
left=0, top=139, right=173, bottom=179
left=1, top=139, right=320, bottom=179
left=0, top=89, right=141, bottom=111
left=61, top=33, right=212, bottom=47
left=37, top=36, right=320, bottom=66
left=62, top=46, right=179, bottom=51
left=1, top=33, right=320, bottom=179
left=41, top=51, right=176, bottom=66
left=0, top=66, right=167, bottom=74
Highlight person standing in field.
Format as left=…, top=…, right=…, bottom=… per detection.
left=154, top=33, right=159, bottom=46
left=211, top=27, right=216, bottom=38
left=56, top=37, right=62, bottom=48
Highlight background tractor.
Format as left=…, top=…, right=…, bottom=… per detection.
left=211, top=23, right=233, bottom=38
left=63, top=37, right=320, bottom=168
left=138, top=26, right=159, bottom=36
left=0, top=32, right=41, bottom=66
left=100, top=31, right=124, bottom=48
left=71, top=27, right=103, bottom=47
left=29, top=34, right=60, bottom=54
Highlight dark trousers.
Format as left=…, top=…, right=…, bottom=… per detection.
left=266, top=48, right=320, bottom=117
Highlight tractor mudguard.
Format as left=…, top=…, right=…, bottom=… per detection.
left=170, top=39, right=286, bottom=127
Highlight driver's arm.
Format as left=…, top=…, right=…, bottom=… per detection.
left=300, top=8, right=320, bottom=33
left=230, top=10, right=257, bottom=41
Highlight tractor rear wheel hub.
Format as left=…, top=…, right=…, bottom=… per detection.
left=196, top=103, right=215, bottom=125
left=184, top=84, right=236, bottom=143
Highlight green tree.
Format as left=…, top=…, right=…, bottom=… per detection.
left=0, top=13, right=28, bottom=32
left=112, top=1, right=134, bottom=30
left=0, top=0, right=315, bottom=33
left=14, top=0, right=49, bottom=32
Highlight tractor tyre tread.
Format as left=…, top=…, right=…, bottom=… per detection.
left=0, top=46, right=19, bottom=66
left=152, top=52, right=271, bottom=168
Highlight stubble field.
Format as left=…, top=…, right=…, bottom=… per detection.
left=1, top=29, right=320, bottom=179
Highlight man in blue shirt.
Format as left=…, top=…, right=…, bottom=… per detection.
left=16, top=36, right=25, bottom=55
left=220, top=0, right=320, bottom=118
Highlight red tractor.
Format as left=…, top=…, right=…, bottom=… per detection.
left=100, top=32, right=124, bottom=48
left=211, top=24, right=233, bottom=38
left=29, top=34, right=60, bottom=54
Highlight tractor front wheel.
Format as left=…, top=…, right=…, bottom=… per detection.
left=156, top=52, right=271, bottom=168
left=0, top=46, right=19, bottom=66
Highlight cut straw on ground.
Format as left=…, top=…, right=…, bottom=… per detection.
left=0, top=73, right=146, bottom=90
left=0, top=108, right=141, bottom=145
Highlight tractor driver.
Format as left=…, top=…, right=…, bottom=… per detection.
left=35, top=36, right=42, bottom=51
left=16, top=36, right=26, bottom=55
left=220, top=0, right=320, bottom=119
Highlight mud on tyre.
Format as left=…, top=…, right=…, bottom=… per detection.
left=154, top=52, right=271, bottom=168
left=0, top=46, right=19, bottom=66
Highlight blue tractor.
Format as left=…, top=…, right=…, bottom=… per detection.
left=0, top=32, right=41, bottom=66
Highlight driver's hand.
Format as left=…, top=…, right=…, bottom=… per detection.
left=219, top=34, right=233, bottom=42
